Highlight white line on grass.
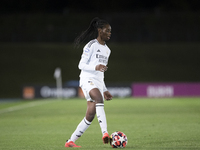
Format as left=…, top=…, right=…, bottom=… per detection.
left=0, top=99, right=58, bottom=114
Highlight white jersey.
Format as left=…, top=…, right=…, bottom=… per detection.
left=78, top=39, right=111, bottom=81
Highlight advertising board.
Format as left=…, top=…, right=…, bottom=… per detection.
left=132, top=83, right=200, bottom=97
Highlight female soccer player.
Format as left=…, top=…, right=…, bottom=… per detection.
left=65, top=17, right=113, bottom=148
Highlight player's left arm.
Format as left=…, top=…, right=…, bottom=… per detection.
left=104, top=91, right=112, bottom=101
left=103, top=81, right=112, bottom=100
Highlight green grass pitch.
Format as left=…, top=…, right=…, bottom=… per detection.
left=0, top=97, right=200, bottom=150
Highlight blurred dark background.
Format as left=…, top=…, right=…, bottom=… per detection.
left=0, top=0, right=200, bottom=98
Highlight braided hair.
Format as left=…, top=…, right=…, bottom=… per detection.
left=74, top=17, right=109, bottom=47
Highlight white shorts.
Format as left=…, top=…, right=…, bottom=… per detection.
left=79, top=77, right=104, bottom=102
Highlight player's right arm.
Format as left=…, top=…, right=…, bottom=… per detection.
left=78, top=46, right=96, bottom=71
left=78, top=45, right=107, bottom=72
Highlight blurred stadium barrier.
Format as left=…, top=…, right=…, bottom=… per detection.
left=22, top=82, right=200, bottom=99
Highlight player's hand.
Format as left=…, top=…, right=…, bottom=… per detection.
left=104, top=91, right=113, bottom=101
left=95, top=64, right=108, bottom=72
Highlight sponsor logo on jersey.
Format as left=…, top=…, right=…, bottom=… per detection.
left=96, top=54, right=107, bottom=59
left=96, top=54, right=108, bottom=64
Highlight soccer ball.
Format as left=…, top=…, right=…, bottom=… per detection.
left=110, top=131, right=128, bottom=148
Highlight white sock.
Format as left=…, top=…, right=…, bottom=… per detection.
left=96, top=103, right=108, bottom=135
left=68, top=117, right=91, bottom=142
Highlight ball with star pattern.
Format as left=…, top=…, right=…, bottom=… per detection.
left=110, top=131, right=128, bottom=148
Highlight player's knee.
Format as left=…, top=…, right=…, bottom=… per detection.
left=90, top=93, right=103, bottom=103
left=94, top=97, right=103, bottom=103
left=89, top=88, right=103, bottom=103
